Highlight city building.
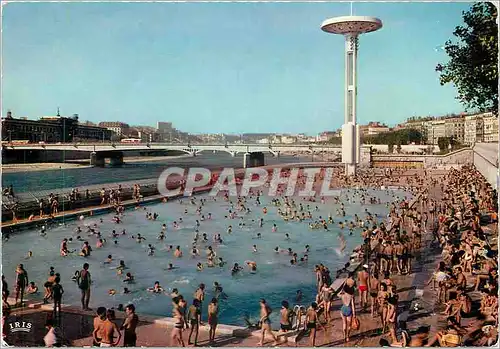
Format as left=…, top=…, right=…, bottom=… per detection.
left=429, top=120, right=446, bottom=145
left=2, top=111, right=112, bottom=143
left=316, top=131, right=339, bottom=142
left=157, top=122, right=173, bottom=132
left=444, top=116, right=465, bottom=144
left=483, top=113, right=498, bottom=143
left=98, top=121, right=130, bottom=137
left=464, top=114, right=485, bottom=145
left=359, top=122, right=390, bottom=136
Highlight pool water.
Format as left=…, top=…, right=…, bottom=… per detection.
left=2, top=189, right=408, bottom=326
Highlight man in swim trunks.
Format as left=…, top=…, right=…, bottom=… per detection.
left=121, top=304, right=138, bottom=347
left=357, top=265, right=369, bottom=310
left=194, top=284, right=205, bottom=321
left=93, top=307, right=107, bottom=346
left=258, top=299, right=278, bottom=346
left=93, top=308, right=121, bottom=347
left=279, top=301, right=292, bottom=332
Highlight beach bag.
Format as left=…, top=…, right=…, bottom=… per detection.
left=351, top=317, right=360, bottom=330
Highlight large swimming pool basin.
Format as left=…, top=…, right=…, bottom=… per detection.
left=2, top=189, right=409, bottom=325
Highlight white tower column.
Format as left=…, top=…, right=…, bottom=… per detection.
left=321, top=15, right=382, bottom=177
left=344, top=34, right=358, bottom=176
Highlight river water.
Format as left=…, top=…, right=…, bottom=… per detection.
left=3, top=153, right=318, bottom=193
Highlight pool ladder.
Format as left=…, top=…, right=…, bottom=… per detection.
left=292, top=305, right=307, bottom=331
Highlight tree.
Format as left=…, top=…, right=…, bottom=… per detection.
left=388, top=142, right=394, bottom=154
left=436, top=3, right=498, bottom=115
left=437, top=137, right=450, bottom=152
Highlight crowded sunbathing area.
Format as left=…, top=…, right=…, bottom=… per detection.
left=2, top=165, right=498, bottom=347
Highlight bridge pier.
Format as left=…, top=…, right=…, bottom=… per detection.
left=109, top=152, right=124, bottom=166
left=90, top=152, right=105, bottom=167
left=243, top=153, right=250, bottom=168
left=244, top=152, right=265, bottom=168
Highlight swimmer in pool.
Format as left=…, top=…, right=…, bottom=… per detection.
left=218, top=258, right=226, bottom=267
left=27, top=282, right=38, bottom=294
left=252, top=245, right=258, bottom=253
left=227, top=225, right=232, bottom=234
left=148, top=281, right=163, bottom=293
left=109, top=289, right=117, bottom=295
left=272, top=224, right=277, bottom=232
left=285, top=233, right=290, bottom=240
left=246, top=261, right=257, bottom=273
left=123, top=272, right=134, bottom=283
left=123, top=287, right=131, bottom=294
left=60, top=239, right=69, bottom=256
left=104, top=255, right=113, bottom=264
left=196, top=262, right=204, bottom=271
left=231, top=263, right=243, bottom=275
left=147, top=244, right=155, bottom=256
left=116, top=260, right=126, bottom=274
left=26, top=251, right=33, bottom=259
left=174, top=246, right=183, bottom=258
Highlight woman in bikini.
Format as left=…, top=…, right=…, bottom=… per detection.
left=378, top=282, right=389, bottom=331
left=339, top=285, right=356, bottom=343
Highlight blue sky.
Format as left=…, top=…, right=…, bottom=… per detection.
left=2, top=2, right=473, bottom=134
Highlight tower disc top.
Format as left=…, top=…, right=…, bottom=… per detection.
left=321, top=16, right=382, bottom=35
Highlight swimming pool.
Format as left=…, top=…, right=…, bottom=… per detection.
left=2, top=189, right=408, bottom=326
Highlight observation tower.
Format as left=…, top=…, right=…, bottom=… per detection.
left=321, top=15, right=382, bottom=176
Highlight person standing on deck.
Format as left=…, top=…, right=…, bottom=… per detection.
left=357, top=265, right=369, bottom=310
left=77, top=263, right=91, bottom=310
left=121, top=304, right=139, bottom=347
left=14, top=264, right=28, bottom=306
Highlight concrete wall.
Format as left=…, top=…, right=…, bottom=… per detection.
left=367, top=144, right=440, bottom=154
left=2, top=149, right=185, bottom=164
left=371, top=148, right=473, bottom=169
left=472, top=143, right=498, bottom=190
left=2, top=149, right=90, bottom=163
